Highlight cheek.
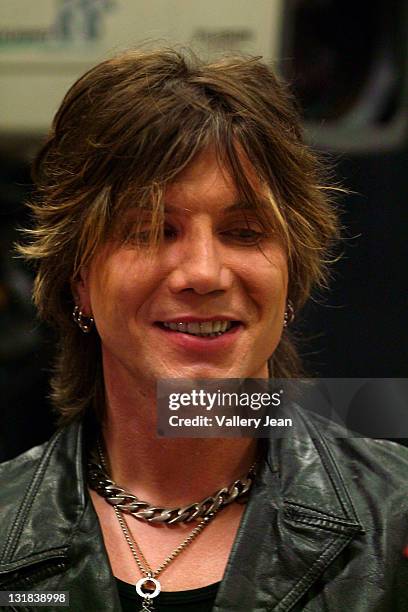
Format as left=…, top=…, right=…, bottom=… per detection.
left=242, top=253, right=288, bottom=305
left=87, top=253, right=131, bottom=317
left=88, top=250, right=161, bottom=321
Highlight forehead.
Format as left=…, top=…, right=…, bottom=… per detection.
left=163, top=148, right=266, bottom=214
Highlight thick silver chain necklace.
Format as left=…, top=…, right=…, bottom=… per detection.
left=87, top=440, right=256, bottom=524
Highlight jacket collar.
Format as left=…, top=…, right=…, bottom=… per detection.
left=1, top=412, right=363, bottom=610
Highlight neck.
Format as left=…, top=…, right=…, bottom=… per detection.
left=100, top=364, right=259, bottom=507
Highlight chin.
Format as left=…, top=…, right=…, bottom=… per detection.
left=161, top=360, right=234, bottom=378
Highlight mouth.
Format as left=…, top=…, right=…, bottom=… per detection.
left=155, top=320, right=242, bottom=338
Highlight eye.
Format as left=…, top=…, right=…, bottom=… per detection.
left=121, top=222, right=178, bottom=246
left=122, top=227, right=151, bottom=245
left=163, top=224, right=178, bottom=240
left=222, top=226, right=266, bottom=245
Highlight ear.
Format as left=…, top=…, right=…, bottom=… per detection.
left=71, top=267, right=92, bottom=316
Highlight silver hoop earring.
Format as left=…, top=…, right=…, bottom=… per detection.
left=73, top=305, right=94, bottom=334
left=283, top=300, right=295, bottom=328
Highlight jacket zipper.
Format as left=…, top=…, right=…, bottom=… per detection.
left=1, top=560, right=67, bottom=612
left=0, top=558, right=67, bottom=590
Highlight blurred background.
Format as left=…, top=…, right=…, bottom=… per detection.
left=1, top=0, right=407, bottom=460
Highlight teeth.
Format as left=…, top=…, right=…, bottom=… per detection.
left=199, top=322, right=213, bottom=334
left=187, top=322, right=203, bottom=334
left=162, top=320, right=234, bottom=336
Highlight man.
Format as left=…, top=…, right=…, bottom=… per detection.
left=1, top=48, right=408, bottom=611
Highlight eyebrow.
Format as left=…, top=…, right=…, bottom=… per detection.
left=163, top=202, right=256, bottom=214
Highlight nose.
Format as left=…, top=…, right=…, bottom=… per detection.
left=167, top=224, right=233, bottom=295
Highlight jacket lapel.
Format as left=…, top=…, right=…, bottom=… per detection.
left=214, top=409, right=364, bottom=611
left=0, top=421, right=122, bottom=611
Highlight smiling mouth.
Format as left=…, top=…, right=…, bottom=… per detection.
left=156, top=320, right=241, bottom=338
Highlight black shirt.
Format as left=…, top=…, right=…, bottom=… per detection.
left=116, top=577, right=220, bottom=611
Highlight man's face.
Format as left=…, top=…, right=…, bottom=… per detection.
left=76, top=149, right=288, bottom=387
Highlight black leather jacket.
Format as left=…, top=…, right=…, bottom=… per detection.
left=1, top=412, right=408, bottom=612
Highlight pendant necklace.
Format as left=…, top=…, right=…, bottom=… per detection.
left=114, top=505, right=218, bottom=611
